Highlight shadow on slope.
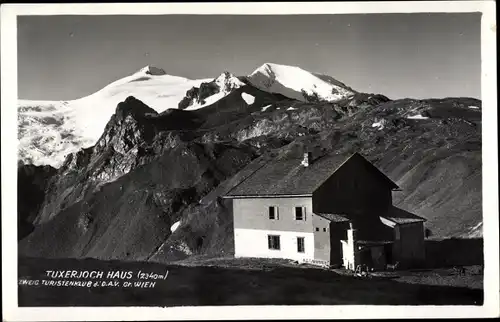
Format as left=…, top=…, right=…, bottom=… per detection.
left=196, top=84, right=292, bottom=130
left=18, top=142, right=257, bottom=260
left=17, top=163, right=57, bottom=240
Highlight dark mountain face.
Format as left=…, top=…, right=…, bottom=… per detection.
left=35, top=96, right=192, bottom=224
left=19, top=141, right=258, bottom=260
left=178, top=82, right=220, bottom=110
left=18, top=82, right=482, bottom=262
left=18, top=162, right=57, bottom=240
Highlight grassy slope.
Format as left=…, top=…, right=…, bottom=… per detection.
left=393, top=148, right=482, bottom=238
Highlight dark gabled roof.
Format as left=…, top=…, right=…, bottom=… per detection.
left=225, top=152, right=399, bottom=197
left=380, top=206, right=427, bottom=225
left=315, top=213, right=350, bottom=223
left=225, top=153, right=349, bottom=197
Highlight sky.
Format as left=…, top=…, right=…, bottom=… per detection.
left=17, top=13, right=481, bottom=101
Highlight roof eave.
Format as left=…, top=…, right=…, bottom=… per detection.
left=381, top=216, right=427, bottom=224
left=223, top=193, right=313, bottom=199
left=314, top=212, right=351, bottom=223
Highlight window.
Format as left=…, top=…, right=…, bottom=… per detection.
left=315, top=227, right=319, bottom=232
left=295, top=207, right=306, bottom=221
left=268, top=235, right=280, bottom=250
left=268, top=206, right=278, bottom=220
left=323, top=228, right=327, bottom=232
left=297, top=237, right=305, bottom=253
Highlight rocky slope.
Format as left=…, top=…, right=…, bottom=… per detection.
left=20, top=140, right=257, bottom=259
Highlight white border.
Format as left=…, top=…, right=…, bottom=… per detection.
left=1, top=2, right=498, bottom=320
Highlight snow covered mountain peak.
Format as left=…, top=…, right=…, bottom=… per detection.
left=135, top=65, right=167, bottom=76
left=247, top=62, right=356, bottom=103
left=254, top=62, right=291, bottom=73
left=178, top=71, right=245, bottom=111
left=250, top=62, right=308, bottom=78
left=213, top=71, right=245, bottom=92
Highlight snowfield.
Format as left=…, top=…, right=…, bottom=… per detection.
left=170, top=221, right=181, bottom=233
left=371, top=119, right=386, bottom=130
left=261, top=104, right=272, bottom=112
left=241, top=92, right=255, bottom=105
left=406, top=114, right=429, bottom=120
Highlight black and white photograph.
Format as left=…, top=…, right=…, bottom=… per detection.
left=1, top=1, right=498, bottom=320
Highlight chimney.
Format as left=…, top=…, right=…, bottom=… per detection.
left=301, top=152, right=312, bottom=167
